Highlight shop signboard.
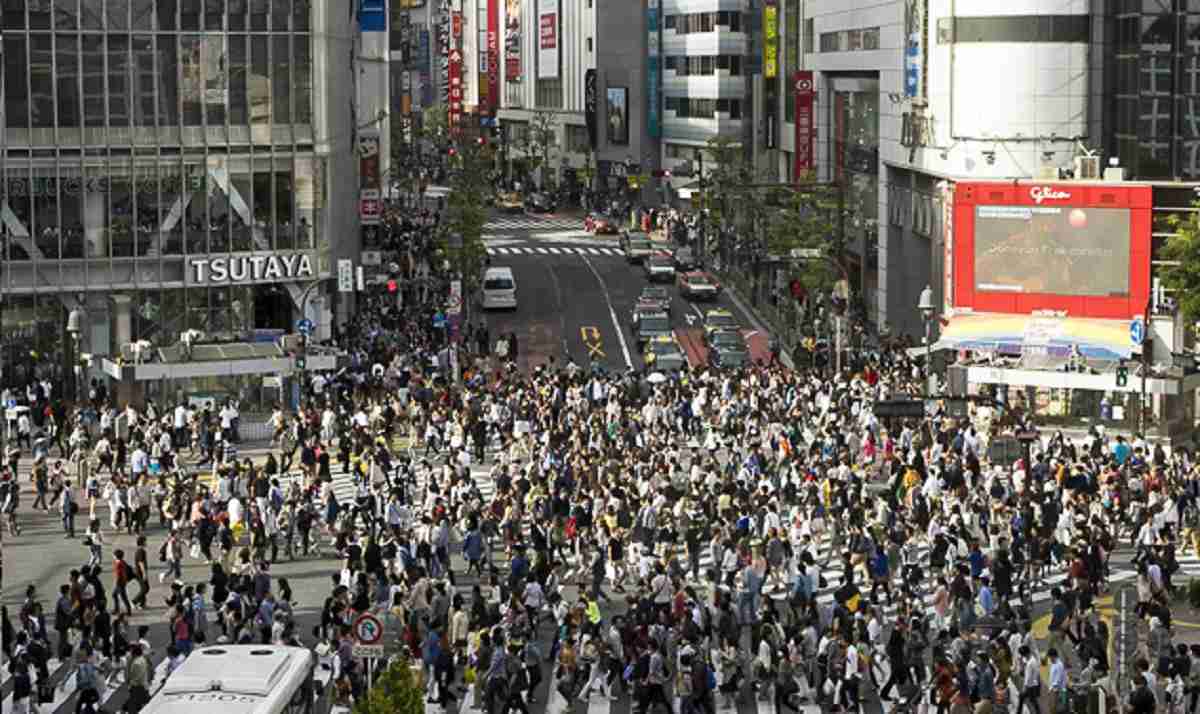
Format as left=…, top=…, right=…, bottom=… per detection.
left=763, top=0, right=778, bottom=79
left=487, top=0, right=500, bottom=109
left=537, top=0, right=558, bottom=79
left=360, top=0, right=387, bottom=32
left=186, top=252, right=316, bottom=286
left=359, top=129, right=382, bottom=194
left=585, top=69, right=598, bottom=149
left=361, top=197, right=383, bottom=225
left=647, top=0, right=660, bottom=137
left=793, top=71, right=815, bottom=176
left=505, top=0, right=522, bottom=81
left=448, top=47, right=464, bottom=127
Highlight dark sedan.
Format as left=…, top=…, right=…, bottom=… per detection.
left=525, top=192, right=556, bottom=213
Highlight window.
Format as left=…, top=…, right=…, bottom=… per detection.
left=566, top=124, right=589, bottom=153
left=938, top=15, right=1090, bottom=44
left=804, top=17, right=813, bottom=53
left=820, top=31, right=838, bottom=52
left=536, top=78, right=562, bottom=109
left=665, top=14, right=675, bottom=29
left=862, top=27, right=879, bottom=49
left=586, top=37, right=592, bottom=52
left=820, top=26, right=880, bottom=52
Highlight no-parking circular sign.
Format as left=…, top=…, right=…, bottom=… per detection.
left=353, top=613, right=383, bottom=646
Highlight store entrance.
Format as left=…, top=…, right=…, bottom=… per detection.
left=252, top=285, right=293, bottom=331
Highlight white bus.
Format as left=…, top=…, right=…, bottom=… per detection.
left=141, top=645, right=318, bottom=714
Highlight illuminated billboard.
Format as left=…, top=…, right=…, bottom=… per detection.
left=950, top=182, right=1152, bottom=320
left=973, top=205, right=1130, bottom=296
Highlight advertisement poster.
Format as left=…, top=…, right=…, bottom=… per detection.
left=358, top=130, right=382, bottom=194
left=585, top=69, right=598, bottom=149
left=763, top=0, right=778, bottom=79
left=941, top=181, right=954, bottom=312
left=607, top=87, right=628, bottom=145
left=360, top=0, right=387, bottom=32
left=487, top=0, right=500, bottom=108
left=793, top=71, right=815, bottom=176
left=647, top=0, right=660, bottom=137
left=505, top=0, right=521, bottom=81
left=537, top=0, right=558, bottom=79
left=904, top=0, right=922, bottom=97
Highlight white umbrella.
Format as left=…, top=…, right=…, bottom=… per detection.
left=646, top=371, right=668, bottom=384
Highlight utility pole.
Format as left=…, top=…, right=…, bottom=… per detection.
left=695, top=149, right=706, bottom=265
left=1139, top=299, right=1150, bottom=434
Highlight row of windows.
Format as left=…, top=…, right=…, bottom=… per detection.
left=1115, top=12, right=1200, bottom=50
left=665, top=11, right=742, bottom=34
left=3, top=32, right=313, bottom=131
left=0, top=157, right=323, bottom=259
left=819, top=27, right=881, bottom=53
left=664, top=55, right=744, bottom=76
left=0, top=0, right=310, bottom=32
left=936, top=15, right=1090, bottom=44
left=664, top=96, right=743, bottom=119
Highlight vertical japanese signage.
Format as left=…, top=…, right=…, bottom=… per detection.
left=448, top=0, right=463, bottom=129
left=763, top=0, right=778, bottom=79
left=647, top=0, right=661, bottom=137
left=940, top=180, right=954, bottom=312
left=487, top=0, right=500, bottom=109
left=793, top=70, right=815, bottom=177
left=585, top=69, right=598, bottom=149
left=438, top=0, right=452, bottom=104
left=537, top=0, right=558, bottom=79
left=505, top=0, right=522, bottom=81
left=360, top=0, right=387, bottom=32
left=904, top=0, right=922, bottom=98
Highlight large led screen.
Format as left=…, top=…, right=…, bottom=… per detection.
left=973, top=205, right=1130, bottom=297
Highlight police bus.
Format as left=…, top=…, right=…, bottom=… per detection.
left=141, top=645, right=318, bottom=714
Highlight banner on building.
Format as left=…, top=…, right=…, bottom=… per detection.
left=418, top=29, right=430, bottom=70
left=904, top=0, right=922, bottom=97
left=793, top=71, right=815, bottom=177
left=487, top=0, right=500, bottom=108
left=763, top=0, right=778, bottom=78
left=505, top=0, right=522, bottom=81
left=647, top=0, right=661, bottom=137
left=359, top=130, right=382, bottom=194
left=607, top=87, right=629, bottom=145
left=585, top=69, right=598, bottom=149
left=438, top=0, right=451, bottom=104
left=360, top=0, right=387, bottom=32
left=537, top=0, right=558, bottom=79
left=449, top=46, right=464, bottom=127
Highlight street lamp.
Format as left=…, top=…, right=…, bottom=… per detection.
left=66, top=306, right=85, bottom=403
left=918, top=284, right=935, bottom=397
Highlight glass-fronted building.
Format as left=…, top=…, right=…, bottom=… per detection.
left=1, top=0, right=354, bottom=397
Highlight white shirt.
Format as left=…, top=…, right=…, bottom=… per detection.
left=844, top=644, right=860, bottom=679
left=220, top=405, right=237, bottom=429
left=174, top=405, right=187, bottom=429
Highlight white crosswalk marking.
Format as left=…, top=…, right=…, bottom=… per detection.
left=477, top=245, right=627, bottom=258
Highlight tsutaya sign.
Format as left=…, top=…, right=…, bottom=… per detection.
left=186, top=252, right=315, bottom=286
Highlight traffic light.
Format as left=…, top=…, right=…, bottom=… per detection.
left=476, top=136, right=486, bottom=146
left=1116, top=363, right=1128, bottom=387
left=447, top=147, right=458, bottom=158
left=295, top=355, right=307, bottom=371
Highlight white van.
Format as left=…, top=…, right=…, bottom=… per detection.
left=481, top=266, right=517, bottom=310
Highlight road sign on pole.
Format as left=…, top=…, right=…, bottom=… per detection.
left=337, top=259, right=354, bottom=293
left=1130, top=318, right=1145, bottom=347
left=789, top=247, right=822, bottom=259
left=352, top=613, right=385, bottom=658
left=296, top=318, right=314, bottom=336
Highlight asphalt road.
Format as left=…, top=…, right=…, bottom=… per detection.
left=479, top=210, right=769, bottom=373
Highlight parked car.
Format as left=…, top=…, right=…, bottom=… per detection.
left=631, top=308, right=672, bottom=347
left=673, top=246, right=697, bottom=270
left=496, top=192, right=524, bottom=213
left=525, top=192, right=556, bottom=213
left=677, top=271, right=721, bottom=301
left=706, top=329, right=749, bottom=369
left=643, top=253, right=676, bottom=282
left=643, top=335, right=687, bottom=372
left=636, top=286, right=672, bottom=315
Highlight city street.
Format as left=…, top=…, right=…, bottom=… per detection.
left=479, top=211, right=772, bottom=373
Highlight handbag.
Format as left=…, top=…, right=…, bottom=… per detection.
left=189, top=542, right=202, bottom=560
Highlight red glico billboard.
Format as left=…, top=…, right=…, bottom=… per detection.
left=949, top=181, right=1152, bottom=320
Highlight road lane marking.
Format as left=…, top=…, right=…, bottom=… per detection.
left=579, top=254, right=634, bottom=369
left=580, top=326, right=606, bottom=359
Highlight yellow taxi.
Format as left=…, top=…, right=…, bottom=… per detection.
left=496, top=191, right=524, bottom=213
left=642, top=335, right=687, bottom=372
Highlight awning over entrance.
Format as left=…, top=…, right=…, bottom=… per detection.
left=101, top=342, right=342, bottom=381
left=929, top=312, right=1134, bottom=361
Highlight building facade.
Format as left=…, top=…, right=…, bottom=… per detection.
left=1, top=0, right=360, bottom=395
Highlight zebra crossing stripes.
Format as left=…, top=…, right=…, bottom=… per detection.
left=485, top=246, right=624, bottom=257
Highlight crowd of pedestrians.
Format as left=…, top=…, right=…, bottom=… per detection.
left=4, top=194, right=1200, bottom=714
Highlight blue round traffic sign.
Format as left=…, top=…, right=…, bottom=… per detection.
left=296, top=318, right=315, bottom=335
left=1130, top=318, right=1144, bottom=346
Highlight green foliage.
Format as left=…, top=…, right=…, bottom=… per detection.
left=441, top=133, right=494, bottom=289
left=351, top=657, right=424, bottom=714
left=512, top=110, right=559, bottom=183
left=1162, top=205, right=1200, bottom=326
